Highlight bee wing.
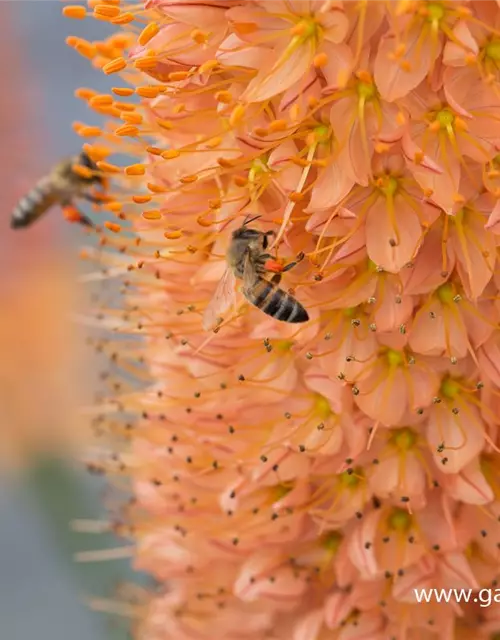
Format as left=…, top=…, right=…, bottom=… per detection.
left=202, top=268, right=237, bottom=331
left=242, top=249, right=260, bottom=293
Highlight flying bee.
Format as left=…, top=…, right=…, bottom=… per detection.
left=203, top=215, right=309, bottom=330
left=11, top=150, right=106, bottom=230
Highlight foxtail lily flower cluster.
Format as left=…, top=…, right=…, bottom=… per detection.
left=66, top=1, right=500, bottom=638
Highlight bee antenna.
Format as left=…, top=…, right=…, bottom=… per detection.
left=243, top=214, right=261, bottom=227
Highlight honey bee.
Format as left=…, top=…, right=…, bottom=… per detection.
left=203, top=215, right=309, bottom=330
left=11, top=150, right=106, bottom=230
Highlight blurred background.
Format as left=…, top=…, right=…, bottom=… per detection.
left=0, top=4, right=139, bottom=639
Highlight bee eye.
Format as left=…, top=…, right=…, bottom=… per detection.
left=262, top=235, right=268, bottom=250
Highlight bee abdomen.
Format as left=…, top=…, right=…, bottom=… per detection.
left=248, top=278, right=309, bottom=323
left=11, top=179, right=56, bottom=229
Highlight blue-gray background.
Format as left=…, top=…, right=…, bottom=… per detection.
left=1, top=4, right=138, bottom=639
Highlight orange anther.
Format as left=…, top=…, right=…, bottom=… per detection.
left=233, top=176, right=247, bottom=187
left=89, top=94, right=113, bottom=106
left=74, top=88, right=97, bottom=100
left=191, top=29, right=207, bottom=44
left=136, top=86, right=160, bottom=98
left=205, top=137, right=222, bottom=149
left=105, top=201, right=122, bottom=212
left=230, top=103, right=245, bottom=127
left=146, top=147, right=162, bottom=156
left=356, top=69, right=373, bottom=83
left=120, top=112, right=143, bottom=124
left=168, top=71, right=190, bottom=81
left=103, top=57, right=127, bottom=74
left=115, top=124, right=139, bottom=136
left=290, top=20, right=307, bottom=36
left=253, top=127, right=269, bottom=137
left=105, top=221, right=121, bottom=233
left=135, top=57, right=159, bottom=70
left=72, top=39, right=96, bottom=59
left=215, top=90, right=232, bottom=104
left=94, top=4, right=120, bottom=18
left=313, top=52, right=328, bottom=68
left=133, top=195, right=152, bottom=204
left=180, top=175, right=198, bottom=184
left=111, top=12, right=135, bottom=24
left=147, top=183, right=167, bottom=193
left=208, top=199, right=221, bottom=209
left=289, top=103, right=300, bottom=121
left=198, top=59, right=218, bottom=74
left=97, top=161, right=121, bottom=174
left=63, top=5, right=87, bottom=19
left=289, top=191, right=304, bottom=202
left=112, top=87, right=134, bottom=96
left=72, top=164, right=93, bottom=179
left=83, top=144, right=109, bottom=160
left=162, top=149, right=180, bottom=159
left=79, top=126, right=102, bottom=137
left=269, top=119, right=287, bottom=133
left=157, top=119, right=174, bottom=130
left=217, top=157, right=234, bottom=168
left=197, top=215, right=213, bottom=227
left=164, top=229, right=183, bottom=239
left=139, top=22, right=159, bottom=46
left=115, top=102, right=135, bottom=112
left=142, top=210, right=162, bottom=220
left=125, top=164, right=146, bottom=176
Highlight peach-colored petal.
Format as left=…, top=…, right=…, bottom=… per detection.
left=369, top=452, right=426, bottom=501
left=444, top=459, right=494, bottom=505
left=306, top=158, right=354, bottom=213
left=293, top=609, right=324, bottom=640
left=320, top=42, right=353, bottom=91
left=478, top=333, right=500, bottom=387
left=442, top=21, right=478, bottom=67
left=427, top=404, right=485, bottom=474
left=347, top=510, right=380, bottom=578
left=217, top=34, right=269, bottom=68
left=439, top=552, right=480, bottom=590
left=323, top=592, right=354, bottom=630
left=365, top=195, right=423, bottom=273
left=374, top=25, right=441, bottom=101
left=355, top=366, right=408, bottom=426
left=242, top=40, right=315, bottom=103
left=485, top=199, right=500, bottom=233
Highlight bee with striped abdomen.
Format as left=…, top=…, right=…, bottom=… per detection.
left=11, top=150, right=106, bottom=230
left=203, top=215, right=309, bottom=330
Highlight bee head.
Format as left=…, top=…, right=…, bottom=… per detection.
left=78, top=151, right=102, bottom=183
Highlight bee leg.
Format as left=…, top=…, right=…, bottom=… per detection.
left=281, top=252, right=305, bottom=273
left=82, top=193, right=104, bottom=204
left=270, top=273, right=282, bottom=285
left=62, top=205, right=94, bottom=228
